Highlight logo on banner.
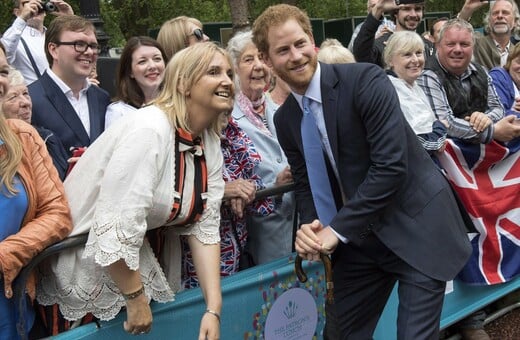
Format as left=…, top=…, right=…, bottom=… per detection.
left=264, top=288, right=318, bottom=340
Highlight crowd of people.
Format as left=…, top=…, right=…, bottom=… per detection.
left=1, top=0, right=520, bottom=339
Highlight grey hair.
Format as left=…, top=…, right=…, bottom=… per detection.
left=226, top=30, right=254, bottom=69
left=318, top=44, right=356, bottom=64
left=438, top=18, right=475, bottom=44
left=483, top=0, right=520, bottom=34
left=383, top=31, right=424, bottom=69
left=226, top=30, right=255, bottom=90
left=7, top=67, right=25, bottom=87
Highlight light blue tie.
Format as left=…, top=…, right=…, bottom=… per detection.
left=301, top=96, right=337, bottom=225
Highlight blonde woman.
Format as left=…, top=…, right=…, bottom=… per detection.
left=0, top=42, right=71, bottom=339
left=384, top=31, right=447, bottom=154
left=37, top=42, right=234, bottom=339
left=157, top=16, right=209, bottom=59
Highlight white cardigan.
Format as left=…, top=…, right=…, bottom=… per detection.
left=37, top=105, right=224, bottom=321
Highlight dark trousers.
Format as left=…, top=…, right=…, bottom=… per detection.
left=325, top=233, right=446, bottom=340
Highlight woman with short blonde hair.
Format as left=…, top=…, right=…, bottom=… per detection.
left=384, top=31, right=448, bottom=155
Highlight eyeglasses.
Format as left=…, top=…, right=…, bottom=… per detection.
left=190, top=28, right=205, bottom=41
left=55, top=41, right=100, bottom=54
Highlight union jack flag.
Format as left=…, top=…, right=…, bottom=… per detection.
left=437, top=139, right=520, bottom=285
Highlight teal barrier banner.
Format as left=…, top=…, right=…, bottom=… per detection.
left=53, top=254, right=520, bottom=340
left=54, top=254, right=327, bottom=340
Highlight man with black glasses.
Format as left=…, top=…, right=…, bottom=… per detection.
left=28, top=15, right=110, bottom=160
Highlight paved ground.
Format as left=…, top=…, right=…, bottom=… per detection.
left=485, top=308, right=520, bottom=340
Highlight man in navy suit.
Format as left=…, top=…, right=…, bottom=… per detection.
left=253, top=5, right=472, bottom=339
left=28, top=15, right=109, bottom=159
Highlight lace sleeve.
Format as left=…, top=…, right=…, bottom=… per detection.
left=81, top=126, right=170, bottom=270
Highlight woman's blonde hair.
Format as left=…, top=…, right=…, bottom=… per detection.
left=383, top=31, right=424, bottom=70
left=7, top=67, right=25, bottom=87
left=0, top=53, right=23, bottom=195
left=505, top=43, right=520, bottom=71
left=153, top=41, right=233, bottom=135
left=318, top=39, right=356, bottom=64
left=0, top=115, right=23, bottom=194
left=157, top=16, right=203, bottom=60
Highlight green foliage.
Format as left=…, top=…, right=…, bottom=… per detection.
left=0, top=2, right=13, bottom=33
left=290, top=1, right=344, bottom=19
left=100, top=0, right=125, bottom=47
left=0, top=0, right=490, bottom=49
left=97, top=0, right=231, bottom=44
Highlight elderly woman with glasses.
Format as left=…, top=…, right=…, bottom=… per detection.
left=226, top=30, right=296, bottom=266
left=157, top=16, right=209, bottom=60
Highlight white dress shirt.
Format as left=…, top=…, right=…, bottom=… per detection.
left=47, top=69, right=92, bottom=137
left=1, top=17, right=49, bottom=84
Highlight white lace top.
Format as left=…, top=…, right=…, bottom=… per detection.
left=36, top=105, right=224, bottom=321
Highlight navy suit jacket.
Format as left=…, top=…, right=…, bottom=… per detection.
left=29, top=71, right=110, bottom=156
left=274, top=62, right=472, bottom=281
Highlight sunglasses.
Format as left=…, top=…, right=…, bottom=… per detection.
left=190, top=28, right=205, bottom=41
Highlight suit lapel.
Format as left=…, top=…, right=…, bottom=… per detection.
left=320, top=63, right=340, bottom=164
left=286, top=94, right=305, bottom=151
left=40, top=73, right=90, bottom=145
left=87, top=87, right=102, bottom=140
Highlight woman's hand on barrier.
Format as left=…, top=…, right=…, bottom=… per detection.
left=223, top=179, right=255, bottom=203
left=199, top=311, right=220, bottom=340
left=275, top=166, right=292, bottom=186
left=229, top=197, right=247, bottom=218
left=107, top=260, right=151, bottom=335
left=124, top=294, right=152, bottom=335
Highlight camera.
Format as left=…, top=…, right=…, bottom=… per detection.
left=38, top=1, right=58, bottom=14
